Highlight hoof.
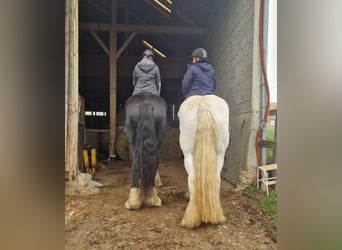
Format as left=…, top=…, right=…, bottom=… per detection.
left=217, top=215, right=227, bottom=224
left=181, top=206, right=201, bottom=229
left=155, top=171, right=163, bottom=187
left=184, top=191, right=190, bottom=200
left=125, top=188, right=142, bottom=210
left=144, top=188, right=162, bottom=207
left=181, top=217, right=201, bottom=229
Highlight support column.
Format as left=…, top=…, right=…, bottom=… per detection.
left=109, top=0, right=117, bottom=159
left=66, top=0, right=79, bottom=182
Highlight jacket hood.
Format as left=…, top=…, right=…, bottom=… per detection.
left=137, top=58, right=156, bottom=73
left=193, top=61, right=213, bottom=72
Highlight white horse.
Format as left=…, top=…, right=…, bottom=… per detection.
left=178, top=95, right=229, bottom=229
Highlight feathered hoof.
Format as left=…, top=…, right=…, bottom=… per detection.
left=154, top=172, right=163, bottom=187
left=181, top=216, right=201, bottom=229
left=217, top=215, right=227, bottom=224
left=125, top=188, right=142, bottom=210
left=181, top=209, right=201, bottom=229
left=184, top=191, right=190, bottom=201
left=144, top=188, right=162, bottom=207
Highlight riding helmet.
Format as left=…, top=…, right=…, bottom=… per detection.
left=143, top=49, right=154, bottom=58
left=191, top=48, right=208, bottom=59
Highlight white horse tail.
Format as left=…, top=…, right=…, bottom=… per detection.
left=194, top=103, right=225, bottom=225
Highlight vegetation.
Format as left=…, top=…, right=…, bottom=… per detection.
left=265, top=129, right=275, bottom=164
left=243, top=185, right=277, bottom=226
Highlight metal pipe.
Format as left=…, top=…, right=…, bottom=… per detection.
left=260, top=0, right=270, bottom=166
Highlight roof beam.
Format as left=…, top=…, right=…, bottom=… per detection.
left=116, top=32, right=136, bottom=59
left=143, top=0, right=172, bottom=19
left=89, top=30, right=109, bottom=56
left=80, top=23, right=206, bottom=35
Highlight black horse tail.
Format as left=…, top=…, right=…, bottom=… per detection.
left=136, top=103, right=159, bottom=199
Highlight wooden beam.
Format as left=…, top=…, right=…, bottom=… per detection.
left=80, top=23, right=206, bottom=35
left=128, top=11, right=185, bottom=56
left=109, top=0, right=117, bottom=158
left=89, top=30, right=109, bottom=56
left=259, top=140, right=277, bottom=149
left=66, top=0, right=79, bottom=182
left=79, top=55, right=188, bottom=78
left=144, top=0, right=171, bottom=19
left=116, top=32, right=136, bottom=59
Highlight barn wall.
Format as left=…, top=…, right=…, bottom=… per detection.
left=205, top=0, right=261, bottom=186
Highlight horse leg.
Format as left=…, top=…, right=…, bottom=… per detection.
left=181, top=154, right=201, bottom=229
left=125, top=144, right=142, bottom=210
left=154, top=170, right=162, bottom=187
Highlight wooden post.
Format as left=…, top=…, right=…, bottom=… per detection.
left=66, top=0, right=79, bottom=182
left=109, top=0, right=117, bottom=158
left=65, top=0, right=69, bottom=168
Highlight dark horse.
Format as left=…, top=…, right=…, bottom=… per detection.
left=124, top=93, right=167, bottom=209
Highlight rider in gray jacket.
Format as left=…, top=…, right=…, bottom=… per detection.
left=132, top=49, right=161, bottom=96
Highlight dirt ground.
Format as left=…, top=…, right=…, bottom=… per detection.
left=65, top=160, right=277, bottom=250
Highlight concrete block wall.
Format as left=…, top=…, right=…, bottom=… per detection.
left=205, top=0, right=261, bottom=186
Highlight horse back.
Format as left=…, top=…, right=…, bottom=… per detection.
left=178, top=95, right=229, bottom=153
left=125, top=94, right=168, bottom=143
left=125, top=94, right=167, bottom=120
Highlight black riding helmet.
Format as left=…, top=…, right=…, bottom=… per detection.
left=143, top=49, right=154, bottom=58
left=191, top=48, right=208, bottom=59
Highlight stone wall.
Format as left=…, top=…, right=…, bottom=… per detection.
left=204, top=0, right=261, bottom=187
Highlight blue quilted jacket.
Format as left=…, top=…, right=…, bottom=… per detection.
left=181, top=60, right=216, bottom=99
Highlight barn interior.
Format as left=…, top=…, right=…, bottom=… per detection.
left=72, top=0, right=270, bottom=186
left=79, top=0, right=219, bottom=130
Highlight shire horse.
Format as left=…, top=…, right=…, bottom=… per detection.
left=124, top=94, right=167, bottom=210
left=178, top=95, right=230, bottom=229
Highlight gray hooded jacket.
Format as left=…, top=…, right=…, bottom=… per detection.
left=132, top=58, right=161, bottom=96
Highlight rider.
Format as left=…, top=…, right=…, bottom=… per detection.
left=181, top=48, right=217, bottom=99
left=132, top=49, right=161, bottom=96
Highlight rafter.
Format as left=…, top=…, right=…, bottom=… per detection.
left=89, top=30, right=109, bottom=56
left=128, top=11, right=185, bottom=56
left=116, top=32, right=137, bottom=59
left=80, top=23, right=206, bottom=35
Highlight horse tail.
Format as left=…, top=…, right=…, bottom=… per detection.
left=194, top=103, right=225, bottom=224
left=136, top=103, right=159, bottom=199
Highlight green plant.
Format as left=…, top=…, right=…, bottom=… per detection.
left=243, top=185, right=277, bottom=226
left=259, top=189, right=277, bottom=224
left=265, top=129, right=275, bottom=164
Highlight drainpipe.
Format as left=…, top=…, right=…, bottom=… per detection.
left=260, top=0, right=270, bottom=166
left=256, top=0, right=271, bottom=167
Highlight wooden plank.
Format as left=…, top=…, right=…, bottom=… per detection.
left=79, top=55, right=188, bottom=78
left=259, top=140, right=277, bottom=149
left=80, top=23, right=206, bottom=35
left=264, top=180, right=276, bottom=185
left=89, top=30, right=109, bottom=56
left=258, top=163, right=277, bottom=171
left=116, top=32, right=136, bottom=59
left=269, top=109, right=277, bottom=116
left=143, top=0, right=171, bottom=19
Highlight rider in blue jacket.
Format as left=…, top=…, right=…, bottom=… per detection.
left=181, top=48, right=216, bottom=99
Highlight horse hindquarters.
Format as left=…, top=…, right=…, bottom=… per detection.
left=181, top=102, right=225, bottom=228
